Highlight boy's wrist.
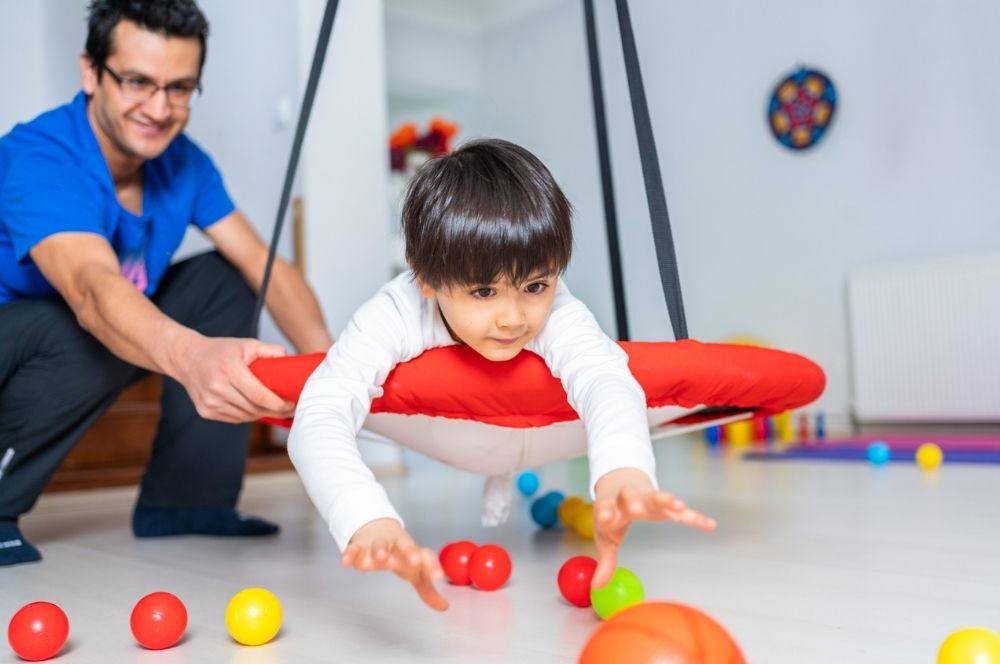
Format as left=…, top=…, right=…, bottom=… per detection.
left=594, top=467, right=655, bottom=499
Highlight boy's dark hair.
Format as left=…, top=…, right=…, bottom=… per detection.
left=403, top=139, right=573, bottom=289
left=86, top=0, right=209, bottom=76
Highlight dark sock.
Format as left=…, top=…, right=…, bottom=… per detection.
left=132, top=505, right=279, bottom=538
left=0, top=524, right=42, bottom=566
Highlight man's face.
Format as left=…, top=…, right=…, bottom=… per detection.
left=81, top=20, right=202, bottom=162
left=419, top=273, right=559, bottom=362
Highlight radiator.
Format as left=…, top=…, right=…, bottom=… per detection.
left=847, top=252, right=1000, bottom=423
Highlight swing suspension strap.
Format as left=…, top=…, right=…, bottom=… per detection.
left=252, top=0, right=341, bottom=336
left=613, top=0, right=689, bottom=340
left=582, top=0, right=629, bottom=341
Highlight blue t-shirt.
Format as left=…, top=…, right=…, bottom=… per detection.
left=0, top=91, right=235, bottom=305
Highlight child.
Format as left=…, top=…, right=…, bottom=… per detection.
left=287, top=139, right=715, bottom=611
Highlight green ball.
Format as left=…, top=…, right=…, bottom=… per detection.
left=590, top=567, right=644, bottom=620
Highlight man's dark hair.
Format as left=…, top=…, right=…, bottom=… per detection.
left=86, top=0, right=210, bottom=76
left=403, top=139, right=573, bottom=290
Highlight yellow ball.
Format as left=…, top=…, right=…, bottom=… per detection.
left=938, top=626, right=1000, bottom=663
left=225, top=588, right=283, bottom=646
left=573, top=503, right=595, bottom=539
left=558, top=496, right=585, bottom=528
left=916, top=443, right=944, bottom=470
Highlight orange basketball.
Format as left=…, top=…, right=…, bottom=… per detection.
left=578, top=602, right=746, bottom=664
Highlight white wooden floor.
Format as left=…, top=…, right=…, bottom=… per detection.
left=3, top=435, right=999, bottom=663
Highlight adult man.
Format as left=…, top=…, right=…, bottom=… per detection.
left=0, top=0, right=333, bottom=566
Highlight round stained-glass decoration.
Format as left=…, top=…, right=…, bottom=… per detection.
left=768, top=67, right=837, bottom=150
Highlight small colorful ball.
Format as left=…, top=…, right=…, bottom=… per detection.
left=572, top=503, right=595, bottom=540
left=937, top=626, right=1000, bottom=664
left=516, top=471, right=540, bottom=496
left=7, top=601, right=70, bottom=662
left=467, top=544, right=512, bottom=591
left=130, top=591, right=187, bottom=650
left=542, top=490, right=565, bottom=506
left=916, top=442, right=944, bottom=470
left=225, top=588, right=283, bottom=646
left=866, top=441, right=892, bottom=466
left=557, top=555, right=598, bottom=607
left=704, top=426, right=722, bottom=445
left=590, top=567, right=644, bottom=620
left=531, top=496, right=560, bottom=529
left=439, top=540, right=479, bottom=586
left=579, top=602, right=747, bottom=664
left=557, top=496, right=585, bottom=528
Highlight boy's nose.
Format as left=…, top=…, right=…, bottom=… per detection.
left=496, top=302, right=526, bottom=330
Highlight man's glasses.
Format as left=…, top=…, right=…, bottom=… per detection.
left=101, top=64, right=201, bottom=108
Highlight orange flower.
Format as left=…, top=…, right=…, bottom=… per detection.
left=389, top=122, right=419, bottom=149
left=429, top=117, right=459, bottom=139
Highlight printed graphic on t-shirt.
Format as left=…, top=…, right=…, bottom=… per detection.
left=120, top=250, right=148, bottom=292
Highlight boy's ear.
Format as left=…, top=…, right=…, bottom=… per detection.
left=415, top=276, right=437, bottom=299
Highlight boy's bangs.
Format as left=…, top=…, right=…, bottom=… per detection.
left=432, top=213, right=569, bottom=288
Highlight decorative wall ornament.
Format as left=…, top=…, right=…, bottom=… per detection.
left=768, top=67, right=837, bottom=150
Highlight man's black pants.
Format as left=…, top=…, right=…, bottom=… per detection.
left=0, top=252, right=255, bottom=523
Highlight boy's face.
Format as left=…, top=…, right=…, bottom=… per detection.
left=419, top=272, right=558, bottom=362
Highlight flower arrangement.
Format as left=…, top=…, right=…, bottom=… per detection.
left=389, top=117, right=459, bottom=172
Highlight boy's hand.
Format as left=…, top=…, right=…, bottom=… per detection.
left=591, top=468, right=717, bottom=589
left=342, top=518, right=449, bottom=612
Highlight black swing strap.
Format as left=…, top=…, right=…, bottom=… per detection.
left=582, top=0, right=630, bottom=341
left=252, top=0, right=341, bottom=336
left=614, top=0, right=689, bottom=340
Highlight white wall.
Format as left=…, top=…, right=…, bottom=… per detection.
left=298, top=0, right=390, bottom=335
left=0, top=2, right=59, bottom=134
left=470, top=0, right=1000, bottom=422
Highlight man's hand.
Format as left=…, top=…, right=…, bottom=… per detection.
left=342, top=518, right=449, bottom=612
left=171, top=334, right=295, bottom=423
left=591, top=468, right=717, bottom=588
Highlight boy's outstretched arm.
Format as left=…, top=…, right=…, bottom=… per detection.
left=342, top=518, right=449, bottom=612
left=590, top=468, right=717, bottom=589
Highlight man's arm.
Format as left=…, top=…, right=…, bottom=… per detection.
left=204, top=210, right=332, bottom=354
left=30, top=232, right=293, bottom=423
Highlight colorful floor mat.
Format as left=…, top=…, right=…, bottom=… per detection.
left=742, top=435, right=1000, bottom=464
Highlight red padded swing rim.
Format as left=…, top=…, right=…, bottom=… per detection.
left=250, top=339, right=825, bottom=429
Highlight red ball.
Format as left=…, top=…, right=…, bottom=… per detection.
left=467, top=544, right=512, bottom=591
left=579, top=602, right=746, bottom=664
left=557, top=555, right=597, bottom=607
left=7, top=601, right=70, bottom=662
left=439, top=540, right=478, bottom=585
left=130, top=591, right=188, bottom=650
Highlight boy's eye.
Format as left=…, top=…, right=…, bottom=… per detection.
left=472, top=287, right=495, bottom=299
left=525, top=281, right=549, bottom=294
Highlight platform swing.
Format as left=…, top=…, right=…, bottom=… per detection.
left=246, top=0, right=826, bottom=467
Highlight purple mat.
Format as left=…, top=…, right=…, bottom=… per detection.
left=743, top=435, right=1000, bottom=464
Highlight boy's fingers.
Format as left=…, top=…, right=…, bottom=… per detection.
left=421, top=547, right=445, bottom=582
left=591, top=546, right=618, bottom=589
left=616, top=487, right=645, bottom=517
left=341, top=544, right=361, bottom=567
left=390, top=540, right=421, bottom=573
left=650, top=491, right=686, bottom=514
left=372, top=539, right=390, bottom=563
left=413, top=569, right=450, bottom=612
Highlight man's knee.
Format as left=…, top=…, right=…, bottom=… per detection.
left=0, top=299, right=136, bottom=404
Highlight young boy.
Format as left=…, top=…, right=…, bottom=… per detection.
left=287, top=139, right=715, bottom=611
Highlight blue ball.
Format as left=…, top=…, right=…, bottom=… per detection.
left=530, top=496, right=559, bottom=528
left=866, top=441, right=891, bottom=465
left=516, top=471, right=540, bottom=496
left=541, top=490, right=565, bottom=506
left=705, top=426, right=722, bottom=445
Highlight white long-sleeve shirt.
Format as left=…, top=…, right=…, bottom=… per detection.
left=287, top=271, right=657, bottom=550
